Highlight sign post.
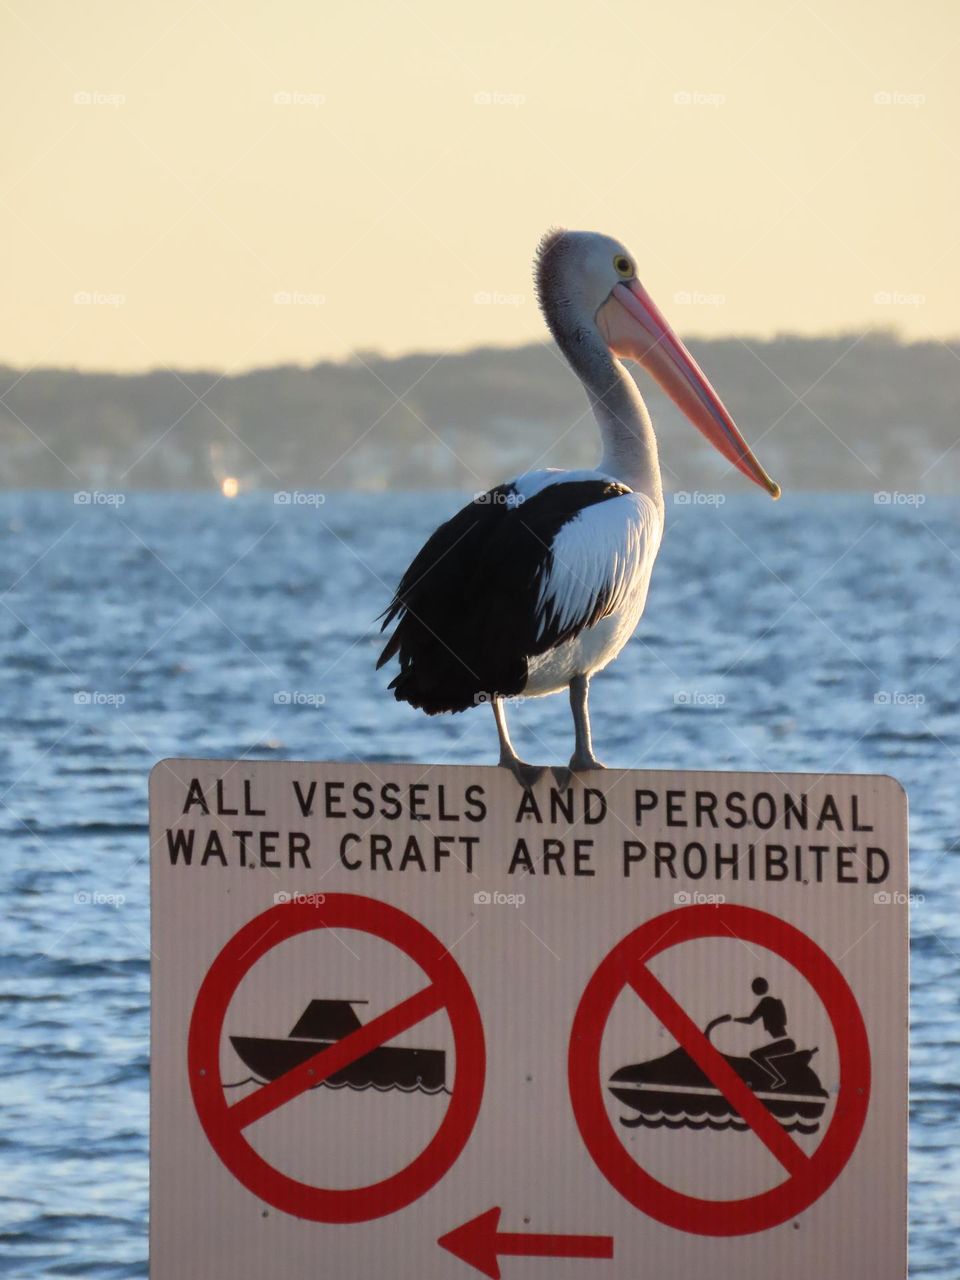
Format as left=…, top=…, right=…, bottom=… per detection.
left=150, top=761, right=908, bottom=1279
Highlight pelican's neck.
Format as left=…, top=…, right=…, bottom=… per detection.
left=564, top=332, right=663, bottom=509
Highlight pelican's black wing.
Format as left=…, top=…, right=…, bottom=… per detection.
left=377, top=478, right=630, bottom=713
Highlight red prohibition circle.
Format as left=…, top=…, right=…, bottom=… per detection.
left=188, top=893, right=485, bottom=1223
left=569, top=904, right=870, bottom=1236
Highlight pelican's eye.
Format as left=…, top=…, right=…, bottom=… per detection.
left=614, top=254, right=633, bottom=278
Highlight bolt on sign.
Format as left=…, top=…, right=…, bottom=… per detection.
left=150, top=761, right=908, bottom=1279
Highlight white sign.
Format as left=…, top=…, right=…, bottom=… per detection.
left=150, top=761, right=908, bottom=1279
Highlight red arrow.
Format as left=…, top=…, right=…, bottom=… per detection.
left=438, top=1207, right=614, bottom=1278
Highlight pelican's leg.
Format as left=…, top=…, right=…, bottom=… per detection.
left=492, top=697, right=543, bottom=788
left=568, top=674, right=606, bottom=773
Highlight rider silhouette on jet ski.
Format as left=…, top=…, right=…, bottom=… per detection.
left=732, top=977, right=796, bottom=1090
left=608, top=976, right=829, bottom=1128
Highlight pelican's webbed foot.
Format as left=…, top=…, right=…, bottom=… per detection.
left=499, top=753, right=544, bottom=789
left=569, top=750, right=606, bottom=773
left=552, top=753, right=606, bottom=789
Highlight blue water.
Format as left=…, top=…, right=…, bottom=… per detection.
left=0, top=491, right=956, bottom=1275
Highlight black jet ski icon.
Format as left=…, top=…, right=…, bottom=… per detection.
left=230, top=999, right=447, bottom=1095
left=609, top=979, right=829, bottom=1135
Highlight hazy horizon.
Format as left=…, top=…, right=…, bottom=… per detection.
left=1, top=324, right=955, bottom=380
left=2, top=330, right=956, bottom=492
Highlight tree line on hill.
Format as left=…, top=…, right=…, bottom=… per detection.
left=0, top=331, right=955, bottom=493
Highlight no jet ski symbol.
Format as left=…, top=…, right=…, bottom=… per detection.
left=188, top=893, right=485, bottom=1222
left=568, top=904, right=870, bottom=1236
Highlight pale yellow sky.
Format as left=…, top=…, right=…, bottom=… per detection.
left=3, top=0, right=957, bottom=371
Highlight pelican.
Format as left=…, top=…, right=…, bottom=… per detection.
left=377, top=229, right=780, bottom=785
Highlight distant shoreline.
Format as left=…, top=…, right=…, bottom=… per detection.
left=0, top=332, right=956, bottom=492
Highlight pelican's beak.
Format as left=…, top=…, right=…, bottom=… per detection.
left=596, top=280, right=780, bottom=498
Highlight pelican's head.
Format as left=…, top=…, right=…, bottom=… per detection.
left=535, top=228, right=780, bottom=498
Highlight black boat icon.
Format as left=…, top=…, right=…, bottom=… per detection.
left=230, top=999, right=447, bottom=1095
left=609, top=1014, right=829, bottom=1135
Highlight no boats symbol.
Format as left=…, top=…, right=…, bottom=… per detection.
left=228, top=998, right=449, bottom=1096
left=188, top=894, right=485, bottom=1225
left=609, top=977, right=828, bottom=1135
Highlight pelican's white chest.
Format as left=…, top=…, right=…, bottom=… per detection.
left=522, top=488, right=663, bottom=697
